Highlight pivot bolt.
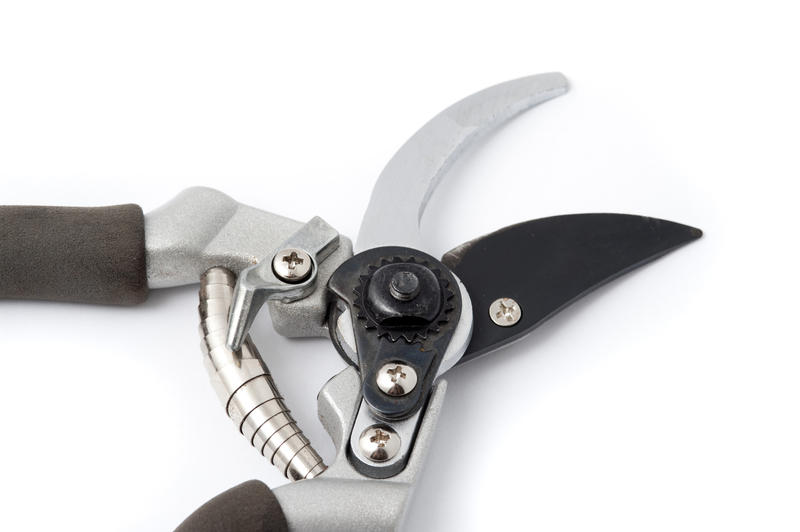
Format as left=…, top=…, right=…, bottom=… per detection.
left=376, top=363, right=417, bottom=396
left=389, top=271, right=420, bottom=301
left=358, top=425, right=401, bottom=462
left=489, top=297, right=522, bottom=327
left=272, top=248, right=312, bottom=283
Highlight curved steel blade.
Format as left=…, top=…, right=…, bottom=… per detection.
left=356, top=73, right=569, bottom=253
left=441, top=213, right=703, bottom=364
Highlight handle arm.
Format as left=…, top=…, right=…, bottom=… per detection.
left=175, top=480, right=288, bottom=532
left=0, top=203, right=148, bottom=305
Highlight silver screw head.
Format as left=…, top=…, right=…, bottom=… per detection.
left=376, top=363, right=417, bottom=396
left=272, top=248, right=312, bottom=283
left=359, top=425, right=401, bottom=462
left=489, top=297, right=522, bottom=327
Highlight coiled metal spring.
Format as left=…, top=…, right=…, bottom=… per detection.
left=199, top=267, right=326, bottom=480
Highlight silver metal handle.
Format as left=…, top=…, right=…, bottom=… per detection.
left=146, top=187, right=305, bottom=289
left=199, top=268, right=326, bottom=480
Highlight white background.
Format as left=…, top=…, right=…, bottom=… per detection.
left=1, top=2, right=798, bottom=531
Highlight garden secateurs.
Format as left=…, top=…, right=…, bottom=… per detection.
left=0, top=72, right=702, bottom=531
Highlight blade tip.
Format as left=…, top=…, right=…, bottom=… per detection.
left=531, top=71, right=570, bottom=93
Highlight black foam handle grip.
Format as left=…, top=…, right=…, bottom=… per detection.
left=0, top=204, right=148, bottom=305
left=175, top=480, right=289, bottom=532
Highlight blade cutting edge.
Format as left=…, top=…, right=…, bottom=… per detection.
left=356, top=73, right=569, bottom=254
left=442, top=213, right=703, bottom=364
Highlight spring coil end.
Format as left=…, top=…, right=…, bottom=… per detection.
left=199, top=267, right=326, bottom=480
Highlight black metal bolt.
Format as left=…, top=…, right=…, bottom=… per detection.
left=389, top=271, right=420, bottom=301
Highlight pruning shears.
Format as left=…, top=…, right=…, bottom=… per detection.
left=0, top=72, right=701, bottom=531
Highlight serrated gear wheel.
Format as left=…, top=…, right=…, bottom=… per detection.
left=352, top=256, right=455, bottom=344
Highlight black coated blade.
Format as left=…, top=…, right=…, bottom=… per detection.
left=442, top=214, right=702, bottom=364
